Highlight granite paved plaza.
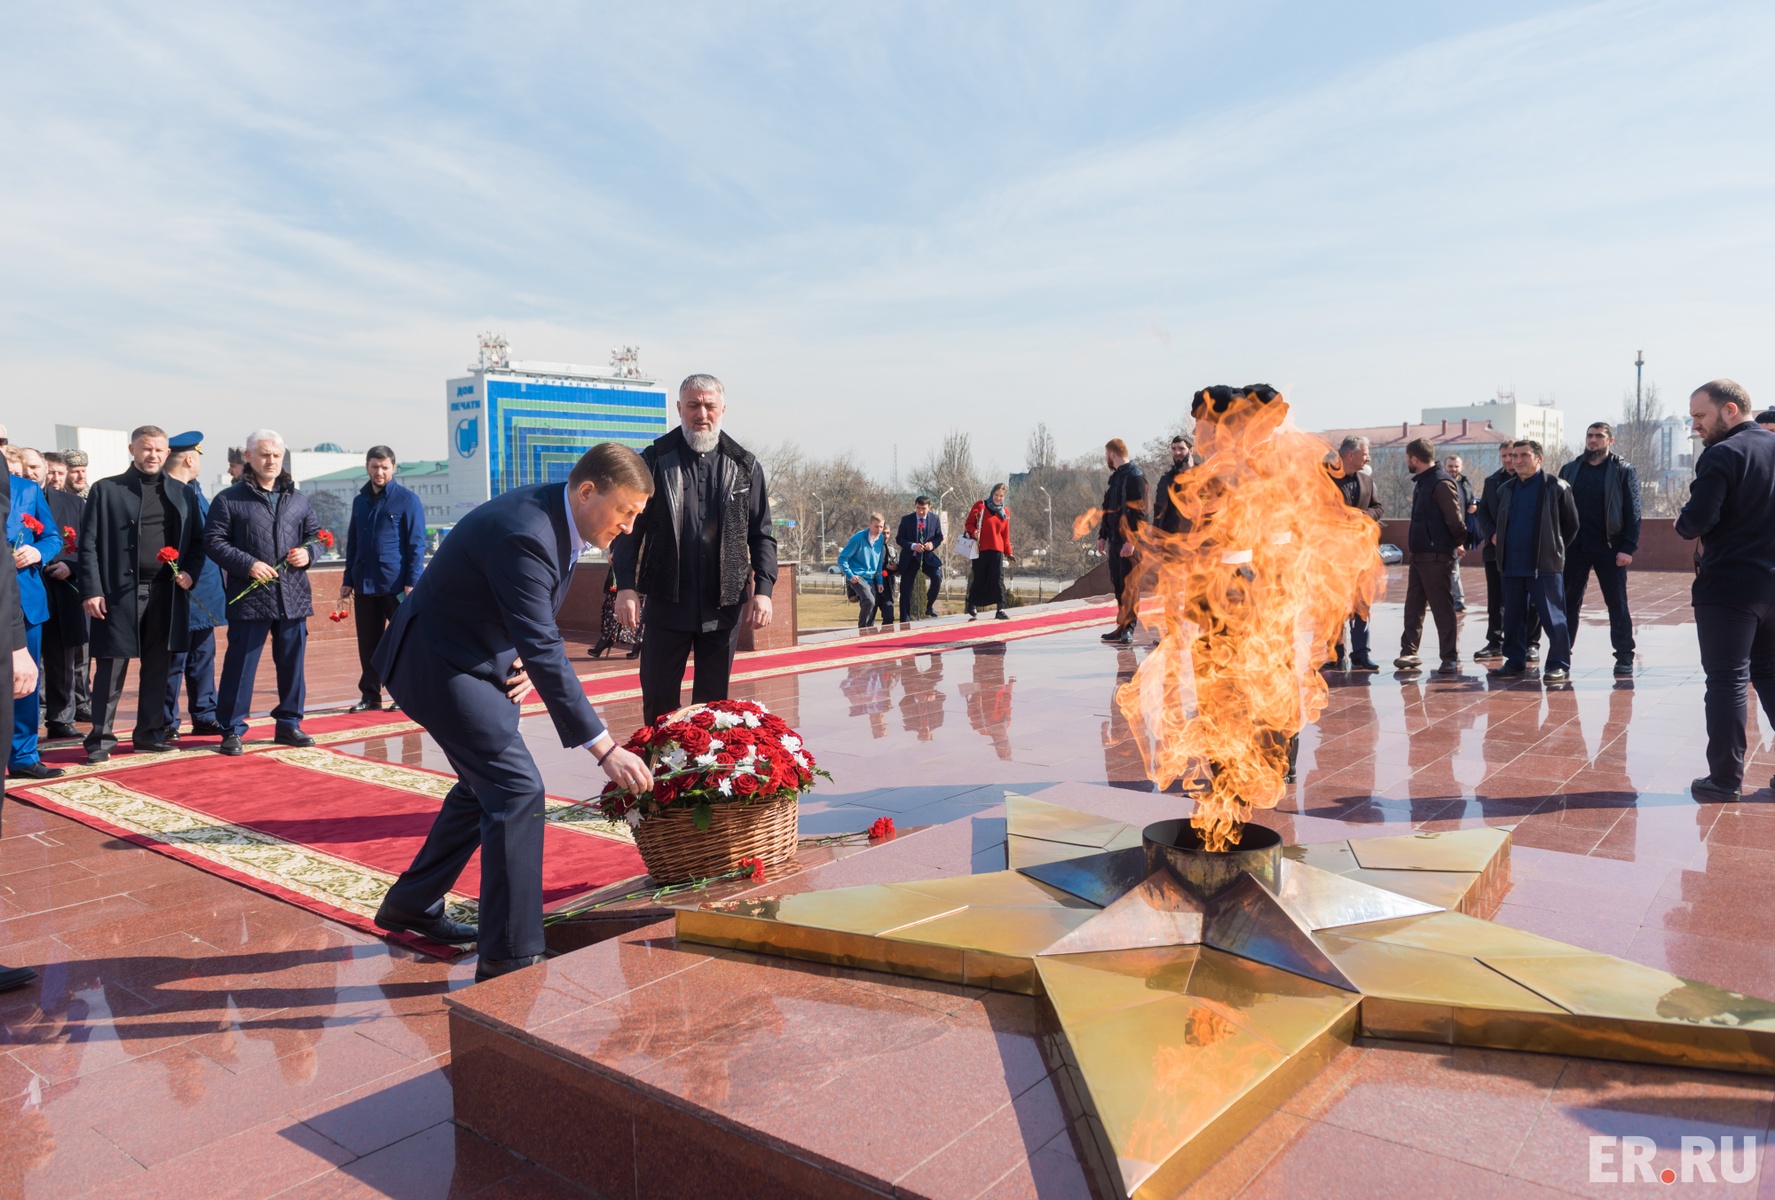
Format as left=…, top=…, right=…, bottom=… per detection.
left=4, top=570, right=1774, bottom=1198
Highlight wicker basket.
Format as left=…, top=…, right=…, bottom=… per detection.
left=632, top=796, right=799, bottom=884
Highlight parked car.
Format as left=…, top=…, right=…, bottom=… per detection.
left=1378, top=544, right=1404, bottom=565
left=826, top=564, right=844, bottom=575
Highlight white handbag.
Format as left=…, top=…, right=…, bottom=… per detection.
left=955, top=534, right=979, bottom=560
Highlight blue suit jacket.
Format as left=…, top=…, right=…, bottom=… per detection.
left=373, top=483, right=603, bottom=757
left=8, top=477, right=63, bottom=628
left=343, top=477, right=427, bottom=593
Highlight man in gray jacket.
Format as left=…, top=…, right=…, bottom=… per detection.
left=1489, top=440, right=1580, bottom=683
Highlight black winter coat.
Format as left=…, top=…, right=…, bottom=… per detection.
left=42, top=487, right=88, bottom=642
left=205, top=475, right=321, bottom=621
left=1098, top=462, right=1147, bottom=543
left=77, top=469, right=206, bottom=658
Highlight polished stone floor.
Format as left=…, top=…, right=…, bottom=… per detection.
left=4, top=569, right=1774, bottom=1198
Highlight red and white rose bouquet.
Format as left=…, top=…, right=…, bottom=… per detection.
left=596, top=699, right=829, bottom=831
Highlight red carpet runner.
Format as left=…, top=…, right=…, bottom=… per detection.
left=12, top=746, right=641, bottom=957
left=13, top=598, right=1118, bottom=955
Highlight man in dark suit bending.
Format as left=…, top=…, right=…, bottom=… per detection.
left=374, top=443, right=656, bottom=981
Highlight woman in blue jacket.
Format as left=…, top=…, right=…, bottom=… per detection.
left=837, top=513, right=889, bottom=629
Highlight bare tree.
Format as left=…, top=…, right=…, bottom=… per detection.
left=1026, top=423, right=1058, bottom=474
left=1615, top=381, right=1664, bottom=479
left=910, top=429, right=985, bottom=520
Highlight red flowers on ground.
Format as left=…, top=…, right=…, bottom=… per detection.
left=737, top=856, right=767, bottom=883
left=19, top=515, right=43, bottom=537
left=869, top=817, right=896, bottom=841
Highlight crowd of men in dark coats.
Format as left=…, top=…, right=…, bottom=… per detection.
left=4, top=425, right=427, bottom=774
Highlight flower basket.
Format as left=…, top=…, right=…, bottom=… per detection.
left=595, top=700, right=830, bottom=885
left=631, top=795, right=799, bottom=884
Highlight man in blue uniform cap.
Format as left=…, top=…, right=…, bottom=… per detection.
left=162, top=432, right=228, bottom=737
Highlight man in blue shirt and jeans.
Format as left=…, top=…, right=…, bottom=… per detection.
left=339, top=446, right=427, bottom=713
left=1488, top=439, right=1580, bottom=683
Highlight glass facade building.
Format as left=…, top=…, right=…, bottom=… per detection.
left=446, top=364, right=667, bottom=520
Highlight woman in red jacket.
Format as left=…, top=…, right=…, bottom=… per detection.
left=964, top=483, right=1014, bottom=620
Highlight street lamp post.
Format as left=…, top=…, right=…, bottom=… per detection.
left=810, top=492, right=826, bottom=565
left=1036, top=484, right=1053, bottom=555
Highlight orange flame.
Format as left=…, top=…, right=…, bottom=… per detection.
left=1118, top=388, right=1383, bottom=851
left=1072, top=507, right=1103, bottom=540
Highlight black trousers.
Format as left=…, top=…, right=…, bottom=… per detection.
left=1502, top=573, right=1571, bottom=671
left=41, top=614, right=83, bottom=726
left=639, top=624, right=742, bottom=725
left=899, top=556, right=941, bottom=617
left=1564, top=547, right=1635, bottom=662
left=87, top=583, right=175, bottom=755
left=1401, top=554, right=1458, bottom=663
left=382, top=731, right=548, bottom=962
left=353, top=592, right=404, bottom=703
left=1694, top=601, right=1775, bottom=790
left=1108, top=541, right=1136, bottom=626
left=1483, top=555, right=1540, bottom=650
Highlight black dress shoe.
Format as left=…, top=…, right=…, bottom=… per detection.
left=9, top=761, right=65, bottom=780
left=84, top=749, right=110, bottom=765
left=217, top=735, right=244, bottom=756
left=165, top=729, right=181, bottom=742
left=1349, top=656, right=1381, bottom=672
left=131, top=740, right=173, bottom=754
left=994, top=610, right=1011, bottom=620
left=44, top=722, right=79, bottom=740
left=1435, top=660, right=1461, bottom=675
left=1542, top=667, right=1571, bottom=683
left=1488, top=664, right=1527, bottom=679
left=1692, top=776, right=1740, bottom=802
left=374, top=903, right=478, bottom=945
left=1614, top=660, right=1634, bottom=677
left=346, top=699, right=383, bottom=713
left=0, top=964, right=37, bottom=993
left=1473, top=644, right=1503, bottom=661
left=475, top=953, right=546, bottom=983
left=274, top=727, right=316, bottom=748
left=189, top=720, right=227, bottom=737
left=74, top=707, right=93, bottom=723
left=1323, top=657, right=1350, bottom=673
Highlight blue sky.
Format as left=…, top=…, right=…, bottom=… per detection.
left=2, top=1, right=1770, bottom=477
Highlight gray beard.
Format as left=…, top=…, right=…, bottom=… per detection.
left=683, top=426, right=721, bottom=454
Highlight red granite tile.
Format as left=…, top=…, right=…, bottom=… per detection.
left=450, top=1012, right=637, bottom=1198
left=293, top=1057, right=452, bottom=1156
left=972, top=1129, right=1096, bottom=1200
left=1239, top=1120, right=1507, bottom=1199
left=0, top=1103, right=148, bottom=1197
left=1491, top=902, right=1641, bottom=957
left=1495, top=876, right=1658, bottom=926
left=275, top=1122, right=531, bottom=1200
left=82, top=1030, right=415, bottom=1166
left=475, top=1164, right=600, bottom=1199
left=1625, top=927, right=1775, bottom=1001
left=894, top=1077, right=1069, bottom=1198
left=79, top=1115, right=356, bottom=1200
left=627, top=1086, right=881, bottom=1200
left=1507, top=1057, right=1774, bottom=1198
left=1306, top=1041, right=1562, bottom=1171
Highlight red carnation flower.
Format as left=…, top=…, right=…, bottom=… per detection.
left=19, top=514, right=43, bottom=537
left=315, top=529, right=336, bottom=549
left=732, top=772, right=759, bottom=797
left=61, top=526, right=76, bottom=550
left=869, top=817, right=896, bottom=841
left=737, top=855, right=767, bottom=883
left=156, top=546, right=180, bottom=565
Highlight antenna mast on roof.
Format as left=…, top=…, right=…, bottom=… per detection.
left=610, top=345, right=643, bottom=379
left=476, top=332, right=510, bottom=371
